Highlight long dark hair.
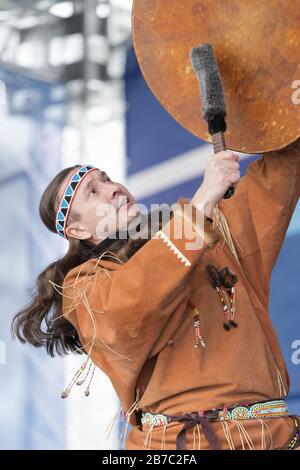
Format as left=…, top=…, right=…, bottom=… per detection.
left=11, top=165, right=161, bottom=357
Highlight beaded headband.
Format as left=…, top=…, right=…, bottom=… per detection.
left=56, top=165, right=97, bottom=239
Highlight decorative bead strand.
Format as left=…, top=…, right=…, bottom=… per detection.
left=84, top=365, right=96, bottom=397
left=215, top=286, right=238, bottom=331
left=188, top=300, right=206, bottom=348
left=76, top=361, right=93, bottom=386
left=287, top=418, right=300, bottom=449
left=216, top=286, right=231, bottom=319
left=61, top=357, right=94, bottom=399
left=229, top=287, right=237, bottom=323
left=61, top=359, right=88, bottom=398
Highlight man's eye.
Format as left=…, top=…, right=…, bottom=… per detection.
left=105, top=176, right=112, bottom=183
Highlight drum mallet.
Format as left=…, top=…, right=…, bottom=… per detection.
left=190, top=44, right=235, bottom=199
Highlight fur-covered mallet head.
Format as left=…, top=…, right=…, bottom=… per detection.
left=190, top=44, right=227, bottom=122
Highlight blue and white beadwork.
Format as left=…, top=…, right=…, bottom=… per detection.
left=141, top=412, right=170, bottom=427
left=56, top=165, right=96, bottom=239
left=141, top=400, right=289, bottom=427
left=218, top=400, right=288, bottom=421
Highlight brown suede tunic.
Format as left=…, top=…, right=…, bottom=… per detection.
left=62, top=142, right=300, bottom=450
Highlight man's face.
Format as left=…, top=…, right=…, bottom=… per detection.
left=57, top=168, right=138, bottom=244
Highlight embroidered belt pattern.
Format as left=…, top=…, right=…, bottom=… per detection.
left=141, top=399, right=289, bottom=427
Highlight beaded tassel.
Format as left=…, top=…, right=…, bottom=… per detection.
left=84, top=365, right=96, bottom=396
left=61, top=357, right=96, bottom=399
left=76, top=360, right=93, bottom=386
left=206, top=264, right=238, bottom=331
left=188, top=300, right=206, bottom=348
left=287, top=418, right=300, bottom=449
left=215, top=286, right=238, bottom=331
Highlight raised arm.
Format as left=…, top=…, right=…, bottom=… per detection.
left=219, top=140, right=300, bottom=297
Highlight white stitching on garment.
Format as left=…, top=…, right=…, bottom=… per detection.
left=156, top=230, right=191, bottom=267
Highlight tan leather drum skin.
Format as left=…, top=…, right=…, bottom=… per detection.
left=132, top=0, right=300, bottom=154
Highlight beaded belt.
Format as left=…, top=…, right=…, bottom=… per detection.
left=140, top=399, right=296, bottom=450
left=141, top=399, right=289, bottom=427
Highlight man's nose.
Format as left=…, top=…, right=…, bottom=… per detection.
left=105, top=182, right=119, bottom=201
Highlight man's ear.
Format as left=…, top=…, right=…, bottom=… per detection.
left=65, top=222, right=92, bottom=241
